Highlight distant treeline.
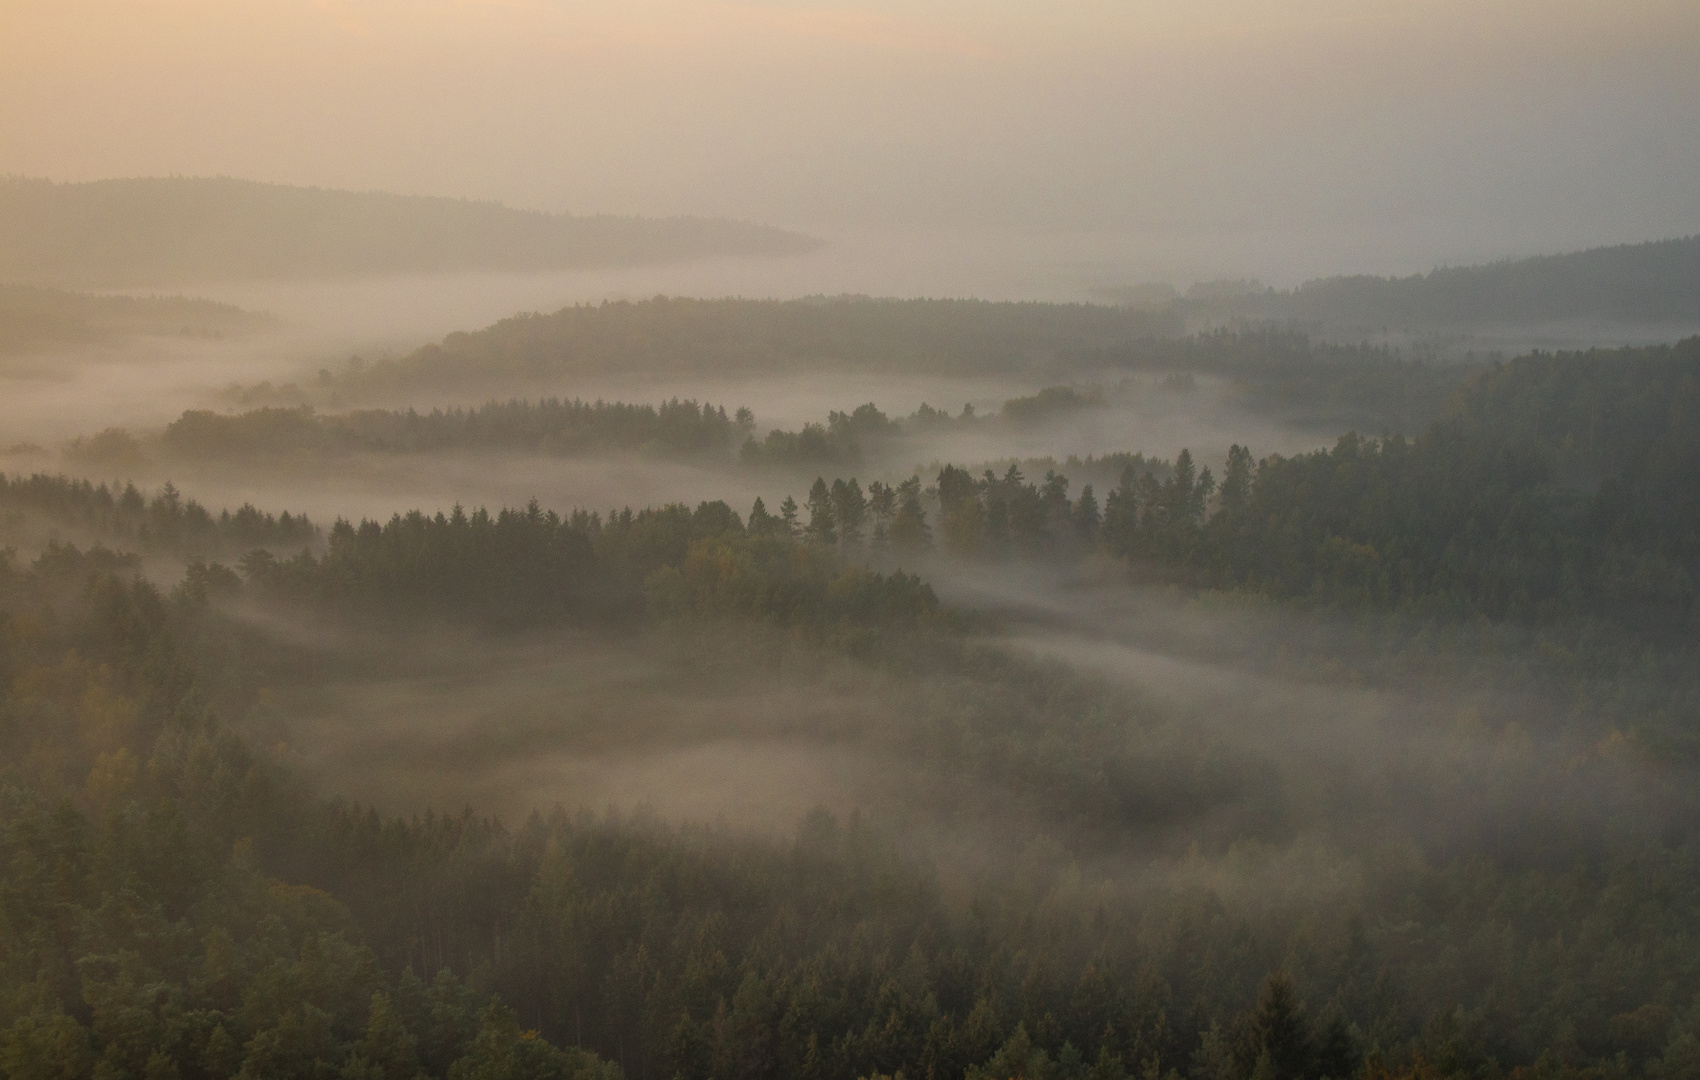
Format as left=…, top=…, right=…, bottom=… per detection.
left=740, top=388, right=1109, bottom=468
left=158, top=398, right=744, bottom=460
left=1102, top=337, right=1700, bottom=631
left=1076, top=329, right=1484, bottom=435
left=238, top=498, right=939, bottom=636
left=340, top=296, right=1184, bottom=387
left=0, top=472, right=318, bottom=556
left=0, top=284, right=264, bottom=357
left=1182, top=236, right=1700, bottom=328
left=318, top=304, right=1471, bottom=438
left=784, top=339, right=1700, bottom=635
left=0, top=176, right=818, bottom=286
left=144, top=388, right=1108, bottom=470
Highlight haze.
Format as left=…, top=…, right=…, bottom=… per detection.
left=6, top=0, right=1699, bottom=283
left=7, top=1, right=1700, bottom=1074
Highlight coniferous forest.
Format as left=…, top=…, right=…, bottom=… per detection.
left=5, top=176, right=1700, bottom=1080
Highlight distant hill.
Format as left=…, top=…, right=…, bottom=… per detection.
left=1200, top=236, right=1700, bottom=329
left=341, top=295, right=1184, bottom=388
left=0, top=284, right=266, bottom=357
left=1291, top=236, right=1700, bottom=326
left=0, top=176, right=821, bottom=286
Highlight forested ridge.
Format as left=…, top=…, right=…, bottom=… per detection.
left=9, top=341, right=1700, bottom=1079
left=1282, top=236, right=1700, bottom=327
left=0, top=473, right=319, bottom=558
left=158, top=399, right=744, bottom=460
left=11, top=490, right=1700, bottom=1079
left=0, top=285, right=264, bottom=358
left=337, top=297, right=1183, bottom=387
left=1101, top=337, right=1700, bottom=628
left=1170, top=237, right=1700, bottom=329
left=766, top=338, right=1700, bottom=632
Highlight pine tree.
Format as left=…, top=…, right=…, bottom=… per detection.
left=748, top=496, right=776, bottom=537
left=1075, top=484, right=1101, bottom=540
left=833, top=478, right=868, bottom=546
left=1236, top=973, right=1315, bottom=1080
left=1219, top=445, right=1254, bottom=514
left=889, top=477, right=931, bottom=550
left=805, top=478, right=838, bottom=545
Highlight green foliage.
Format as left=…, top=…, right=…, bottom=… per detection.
left=0, top=473, right=318, bottom=559
left=1167, top=237, right=1700, bottom=329
left=643, top=534, right=938, bottom=637
left=235, top=495, right=941, bottom=637
left=161, top=398, right=739, bottom=460
left=1079, top=330, right=1482, bottom=436
left=1284, top=235, right=1700, bottom=327
left=742, top=422, right=857, bottom=468
left=1002, top=386, right=1106, bottom=425
left=1107, top=338, right=1700, bottom=630
left=343, top=296, right=1182, bottom=390
left=11, top=403, right=1700, bottom=1080
left=0, top=557, right=617, bottom=1080
left=0, top=284, right=262, bottom=357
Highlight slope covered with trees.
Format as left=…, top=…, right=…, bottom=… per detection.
left=11, top=331, right=1700, bottom=1079
left=7, top=481, right=1700, bottom=1079
left=1289, top=235, right=1700, bottom=326
left=1100, top=337, right=1700, bottom=631
left=1181, top=237, right=1700, bottom=329
left=0, top=285, right=265, bottom=357
left=158, top=398, right=743, bottom=461
left=0, top=548, right=621, bottom=1080
left=0, top=472, right=319, bottom=558
left=341, top=296, right=1183, bottom=386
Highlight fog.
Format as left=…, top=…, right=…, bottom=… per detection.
left=7, top=2, right=1700, bottom=284
left=194, top=545, right=1697, bottom=930
left=6, top=3, right=1700, bottom=1071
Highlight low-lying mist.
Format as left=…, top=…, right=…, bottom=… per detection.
left=6, top=377, right=1330, bottom=536
left=206, top=543, right=1698, bottom=927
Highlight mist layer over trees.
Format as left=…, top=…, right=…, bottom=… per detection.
left=7, top=183, right=1700, bottom=1080
left=0, top=285, right=266, bottom=358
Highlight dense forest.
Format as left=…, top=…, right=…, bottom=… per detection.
left=331, top=297, right=1183, bottom=388
left=113, top=391, right=1106, bottom=470
left=0, top=285, right=265, bottom=358
left=7, top=460, right=1700, bottom=1078
left=730, top=337, right=1700, bottom=753
left=301, top=308, right=1472, bottom=440
left=1112, top=338, right=1700, bottom=629
left=0, top=472, right=319, bottom=558
left=767, top=338, right=1700, bottom=630
left=8, top=283, right=1700, bottom=1079
left=1178, top=236, right=1700, bottom=330
left=157, top=399, right=745, bottom=461
left=0, top=178, right=818, bottom=286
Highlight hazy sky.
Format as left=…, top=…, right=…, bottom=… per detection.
left=4, top=0, right=1698, bottom=271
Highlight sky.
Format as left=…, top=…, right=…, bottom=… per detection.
left=3, top=0, right=1699, bottom=276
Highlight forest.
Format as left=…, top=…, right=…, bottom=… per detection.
left=0, top=285, right=265, bottom=359
left=1173, top=237, right=1700, bottom=330
left=4, top=332, right=1700, bottom=1079
left=5, top=163, right=1700, bottom=1080
left=326, top=297, right=1184, bottom=388
left=7, top=462, right=1700, bottom=1079
left=158, top=400, right=746, bottom=461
